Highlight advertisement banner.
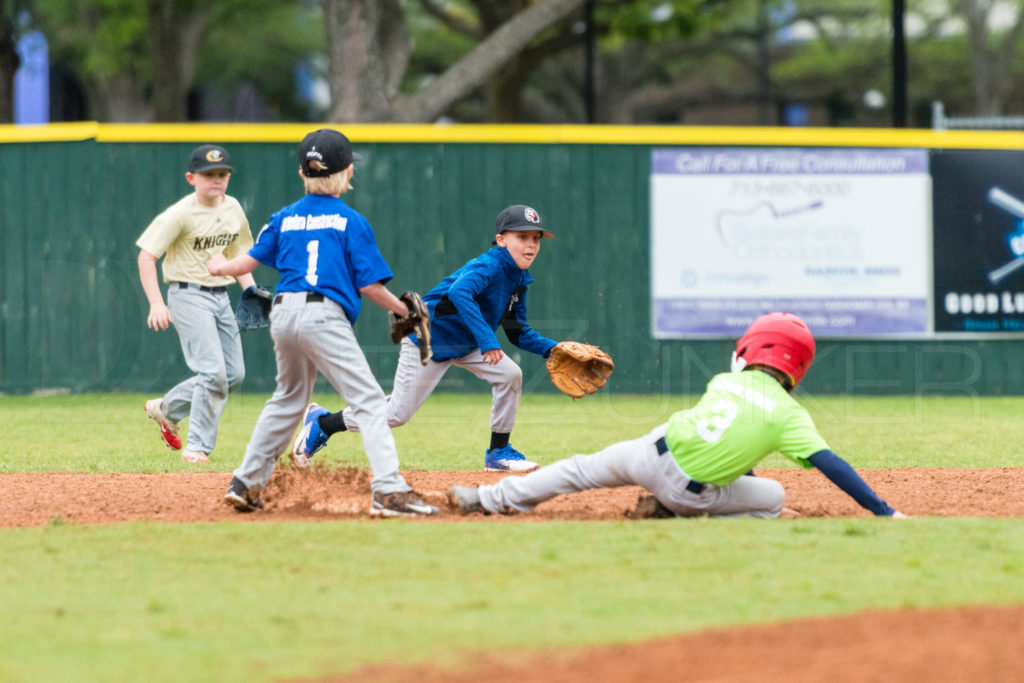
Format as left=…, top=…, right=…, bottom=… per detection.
left=651, top=147, right=931, bottom=338
left=931, top=150, right=1024, bottom=333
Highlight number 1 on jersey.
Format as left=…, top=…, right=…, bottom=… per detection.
left=305, top=240, right=319, bottom=286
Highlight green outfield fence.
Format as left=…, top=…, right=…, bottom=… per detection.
left=2, top=122, right=1024, bottom=396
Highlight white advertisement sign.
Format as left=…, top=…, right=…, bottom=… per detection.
left=651, top=148, right=932, bottom=338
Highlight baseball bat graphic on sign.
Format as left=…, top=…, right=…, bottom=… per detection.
left=986, top=187, right=1024, bottom=285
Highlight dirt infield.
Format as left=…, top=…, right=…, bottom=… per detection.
left=336, top=604, right=1024, bottom=683
left=1, top=466, right=1023, bottom=526
left=3, top=467, right=1022, bottom=682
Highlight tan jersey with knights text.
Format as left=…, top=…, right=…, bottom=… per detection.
left=136, top=193, right=253, bottom=287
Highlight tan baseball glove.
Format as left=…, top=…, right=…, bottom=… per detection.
left=546, top=341, right=614, bottom=399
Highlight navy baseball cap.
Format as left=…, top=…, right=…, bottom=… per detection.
left=495, top=204, right=555, bottom=239
left=188, top=144, right=232, bottom=173
left=299, top=128, right=359, bottom=177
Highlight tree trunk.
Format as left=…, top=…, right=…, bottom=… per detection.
left=956, top=0, right=1024, bottom=116
left=486, top=62, right=530, bottom=121
left=393, top=0, right=586, bottom=122
left=146, top=0, right=209, bottom=122
left=0, top=6, right=18, bottom=123
left=94, top=72, right=153, bottom=122
left=470, top=0, right=530, bottom=121
left=321, top=0, right=412, bottom=122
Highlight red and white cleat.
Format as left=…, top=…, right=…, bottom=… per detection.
left=144, top=399, right=182, bottom=450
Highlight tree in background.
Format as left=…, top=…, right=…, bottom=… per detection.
left=0, top=0, right=21, bottom=123
left=194, top=0, right=324, bottom=121
left=523, top=0, right=731, bottom=123
left=144, top=0, right=210, bottom=122
left=944, top=0, right=1024, bottom=116
left=767, top=0, right=1024, bottom=125
left=34, top=0, right=152, bottom=121
left=30, top=0, right=319, bottom=121
left=7, top=0, right=1024, bottom=125
left=318, top=0, right=720, bottom=123
left=320, top=0, right=593, bottom=122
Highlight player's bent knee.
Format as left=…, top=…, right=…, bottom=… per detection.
left=202, top=372, right=230, bottom=397
left=494, top=363, right=523, bottom=390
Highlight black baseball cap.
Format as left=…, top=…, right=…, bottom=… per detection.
left=299, top=128, right=358, bottom=177
left=495, top=204, right=555, bottom=239
left=188, top=144, right=232, bottom=173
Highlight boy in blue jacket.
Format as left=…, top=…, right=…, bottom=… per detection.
left=291, top=204, right=560, bottom=472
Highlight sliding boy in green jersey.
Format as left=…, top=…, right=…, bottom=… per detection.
left=450, top=313, right=906, bottom=519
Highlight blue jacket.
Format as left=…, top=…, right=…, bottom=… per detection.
left=421, top=246, right=558, bottom=362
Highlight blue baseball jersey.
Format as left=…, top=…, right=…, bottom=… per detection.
left=248, top=194, right=392, bottom=323
left=422, top=246, right=557, bottom=362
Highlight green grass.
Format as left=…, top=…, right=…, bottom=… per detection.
left=2, top=518, right=1024, bottom=682
left=1, top=392, right=1023, bottom=682
left=1, top=392, right=1020, bottom=471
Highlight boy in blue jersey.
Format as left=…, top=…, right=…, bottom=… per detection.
left=208, top=128, right=437, bottom=517
left=449, top=313, right=908, bottom=519
left=291, top=204, right=563, bottom=473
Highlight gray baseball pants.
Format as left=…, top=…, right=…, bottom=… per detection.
left=164, top=284, right=245, bottom=454
left=476, top=423, right=785, bottom=518
left=342, top=337, right=521, bottom=433
left=232, top=292, right=411, bottom=494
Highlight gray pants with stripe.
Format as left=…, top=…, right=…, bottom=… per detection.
left=476, top=423, right=785, bottom=518
left=232, top=292, right=411, bottom=494
left=164, top=285, right=245, bottom=454
left=341, top=337, right=522, bottom=434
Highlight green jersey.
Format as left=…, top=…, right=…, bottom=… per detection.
left=664, top=370, right=828, bottom=486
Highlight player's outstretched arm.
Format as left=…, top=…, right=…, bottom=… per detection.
left=208, top=253, right=260, bottom=278
left=807, top=449, right=906, bottom=517
left=359, top=282, right=408, bottom=317
left=235, top=272, right=257, bottom=290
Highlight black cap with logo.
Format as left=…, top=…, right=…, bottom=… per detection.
left=494, top=204, right=555, bottom=239
left=299, top=128, right=357, bottom=177
left=188, top=144, right=233, bottom=173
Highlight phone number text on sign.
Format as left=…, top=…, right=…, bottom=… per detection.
left=729, top=180, right=852, bottom=200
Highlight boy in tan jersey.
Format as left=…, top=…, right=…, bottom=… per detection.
left=136, top=144, right=257, bottom=463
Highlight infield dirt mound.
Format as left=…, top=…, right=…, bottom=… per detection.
left=0, top=466, right=1022, bottom=527
left=333, top=604, right=1024, bottom=683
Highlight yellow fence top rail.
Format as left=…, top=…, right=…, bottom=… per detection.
left=1, top=121, right=1022, bottom=149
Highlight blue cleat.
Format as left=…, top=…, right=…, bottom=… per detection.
left=291, top=403, right=330, bottom=468
left=484, top=444, right=539, bottom=472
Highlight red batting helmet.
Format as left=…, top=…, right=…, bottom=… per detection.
left=734, top=313, right=816, bottom=388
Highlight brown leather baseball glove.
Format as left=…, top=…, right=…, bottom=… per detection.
left=389, top=291, right=432, bottom=365
left=546, top=341, right=614, bottom=399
